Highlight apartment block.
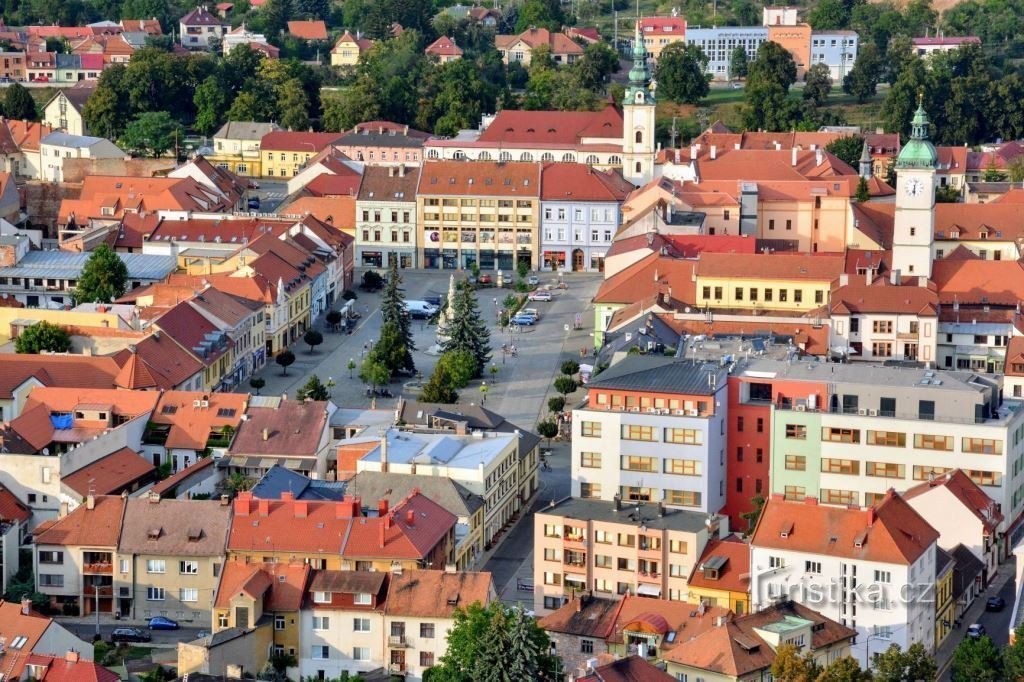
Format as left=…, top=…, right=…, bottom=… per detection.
left=356, top=165, right=420, bottom=269
left=533, top=497, right=726, bottom=615
left=571, top=356, right=728, bottom=513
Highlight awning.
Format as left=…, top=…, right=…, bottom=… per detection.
left=636, top=584, right=662, bottom=597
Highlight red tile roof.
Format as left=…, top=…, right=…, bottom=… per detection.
left=931, top=258, right=1024, bottom=306
left=0, top=355, right=121, bottom=399
left=751, top=491, right=939, bottom=564
left=149, top=457, right=215, bottom=497
left=151, top=391, right=248, bottom=450
left=695, top=252, right=845, bottom=281
left=334, top=29, right=373, bottom=51
left=0, top=600, right=58, bottom=679
left=228, top=401, right=328, bottom=458
left=913, top=36, right=979, bottom=46
left=934, top=203, right=1023, bottom=240
left=215, top=561, right=310, bottom=610
left=903, top=469, right=1003, bottom=534
left=23, top=653, right=118, bottom=682
left=540, top=163, right=633, bottom=201
left=495, top=28, right=584, bottom=56
left=687, top=534, right=750, bottom=594
left=113, top=350, right=158, bottom=389
left=154, top=301, right=233, bottom=368
left=579, top=656, right=675, bottom=681
left=426, top=36, right=463, bottom=57
left=594, top=253, right=697, bottom=305
left=34, top=494, right=125, bottom=547
left=1007, top=336, right=1024, bottom=376
left=61, top=447, right=155, bottom=496
left=287, top=20, right=328, bottom=40
left=0, top=484, right=30, bottom=524
left=418, top=160, right=540, bottom=196
left=261, top=131, right=342, bottom=152
left=639, top=16, right=686, bottom=36
left=108, top=331, right=203, bottom=390
left=478, top=105, right=623, bottom=145
left=829, top=278, right=939, bottom=316
left=662, top=234, right=758, bottom=257
left=343, top=492, right=456, bottom=560
left=385, top=571, right=493, bottom=617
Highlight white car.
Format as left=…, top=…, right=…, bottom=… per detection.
left=528, top=290, right=552, bottom=302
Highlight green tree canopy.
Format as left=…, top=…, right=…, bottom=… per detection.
left=3, top=83, right=36, bottom=120
left=440, top=285, right=490, bottom=376
left=119, top=111, right=183, bottom=158
left=421, top=362, right=459, bottom=403
left=770, top=642, right=822, bottom=681
left=295, top=375, right=330, bottom=401
left=803, top=62, right=833, bottom=107
left=15, top=321, right=71, bottom=354
left=872, top=642, right=936, bottom=682
left=378, top=261, right=415, bottom=372
left=843, top=42, right=883, bottom=103
left=656, top=43, right=710, bottom=104
left=950, top=635, right=1002, bottom=682
left=825, top=135, right=865, bottom=168
left=275, top=349, right=296, bottom=375
left=193, top=76, right=227, bottom=136
left=278, top=78, right=311, bottom=131
left=436, top=350, right=477, bottom=389
left=729, top=45, right=749, bottom=80
left=76, top=244, right=128, bottom=303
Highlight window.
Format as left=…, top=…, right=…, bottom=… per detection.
left=779, top=289, right=788, bottom=302
left=119, top=559, right=129, bottom=573
left=872, top=342, right=893, bottom=357
left=580, top=452, right=601, bottom=468
left=867, top=431, right=906, bottom=447
left=665, top=428, right=702, bottom=444
left=312, top=645, right=329, bottom=660
left=873, top=320, right=893, bottom=334
left=815, top=290, right=824, bottom=304
left=39, top=551, right=63, bottom=564
left=38, top=574, right=63, bottom=587
left=622, top=425, right=657, bottom=441
left=543, top=524, right=562, bottom=538
left=218, top=613, right=228, bottom=628
left=963, top=438, right=1002, bottom=455
left=580, top=482, right=602, bottom=498
left=421, top=652, right=435, bottom=667
left=621, top=486, right=654, bottom=501
left=821, top=488, right=858, bottom=505
left=805, top=561, right=821, bottom=573
left=313, top=591, right=331, bottom=603
left=822, top=427, right=860, bottom=443
left=664, top=459, right=701, bottom=475
left=274, top=614, right=286, bottom=630
left=354, top=618, right=371, bottom=632
left=353, top=593, right=371, bottom=605
left=146, top=587, right=165, bottom=601
left=874, top=570, right=891, bottom=583
left=581, top=421, right=601, bottom=437
left=420, top=623, right=435, bottom=638
left=544, top=572, right=562, bottom=585
left=621, top=455, right=657, bottom=472
left=756, top=418, right=764, bottom=433
left=821, top=458, right=859, bottom=475
left=785, top=424, right=807, bottom=439
left=914, top=434, right=953, bottom=451
left=146, top=560, right=166, bottom=574
left=312, top=616, right=330, bottom=630
left=967, top=469, right=1000, bottom=487
left=783, top=485, right=805, bottom=500
left=735, top=288, right=743, bottom=300
left=866, top=461, right=905, bottom=478
left=617, top=533, right=636, bottom=547
left=664, top=490, right=701, bottom=507
left=785, top=455, right=806, bottom=471
left=179, top=561, right=198, bottom=575
left=769, top=556, right=785, bottom=569
left=794, top=290, right=803, bottom=303
left=581, top=639, right=594, bottom=654
left=914, top=465, right=951, bottom=480
left=180, top=588, right=199, bottom=602
left=737, top=416, right=744, bottom=432
left=670, top=539, right=688, bottom=554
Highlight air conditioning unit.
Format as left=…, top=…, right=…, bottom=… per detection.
left=629, top=407, right=640, bottom=412
left=857, top=408, right=868, bottom=416
left=200, top=400, right=209, bottom=408
left=687, top=409, right=699, bottom=416
left=868, top=409, right=878, bottom=416
left=192, top=400, right=202, bottom=408
left=646, top=408, right=657, bottom=414
left=795, top=405, right=806, bottom=412
left=673, top=410, right=686, bottom=416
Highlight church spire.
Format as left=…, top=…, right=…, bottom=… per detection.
left=626, top=19, right=654, bottom=105
left=895, top=93, right=937, bottom=170
left=859, top=140, right=873, bottom=180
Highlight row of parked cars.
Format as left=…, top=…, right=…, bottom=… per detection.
left=111, top=616, right=181, bottom=643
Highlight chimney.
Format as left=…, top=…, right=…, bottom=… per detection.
left=234, top=492, right=252, bottom=516
left=791, top=147, right=797, bottom=167
left=20, top=597, right=30, bottom=615
left=815, top=148, right=823, bottom=167
left=389, top=166, right=396, bottom=177
left=86, top=494, right=95, bottom=510
left=295, top=500, right=308, bottom=517
left=890, top=269, right=901, bottom=286
left=576, top=598, right=583, bottom=613
left=839, top=273, right=849, bottom=287
left=406, top=509, right=415, bottom=526
left=380, top=434, right=389, bottom=473
left=867, top=507, right=877, bottom=525
left=281, top=491, right=295, bottom=502
left=657, top=502, right=665, bottom=517
left=690, top=145, right=697, bottom=161
left=64, top=651, right=80, bottom=663
left=613, top=495, right=621, bottom=512
left=220, top=494, right=230, bottom=506
left=261, top=428, right=269, bottom=441
left=399, top=165, right=405, bottom=177
left=710, top=145, right=717, bottom=160
left=258, top=499, right=270, bottom=517
left=378, top=498, right=389, bottom=517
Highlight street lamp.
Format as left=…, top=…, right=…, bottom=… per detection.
left=480, top=382, right=488, bottom=404
left=348, top=359, right=356, bottom=379
left=863, top=632, right=888, bottom=670
left=327, top=377, right=335, bottom=395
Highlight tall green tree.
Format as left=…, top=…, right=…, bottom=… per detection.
left=817, top=656, right=870, bottom=682
left=872, top=642, right=936, bottom=682
left=729, top=45, right=749, bottom=80
left=440, top=284, right=490, bottom=376
left=421, top=362, right=459, bottom=403
left=193, top=76, right=227, bottom=136
left=806, top=0, right=850, bottom=30
left=825, top=135, right=864, bottom=168
left=435, top=350, right=476, bottom=389
left=263, top=0, right=294, bottom=36
left=370, top=321, right=413, bottom=376
left=748, top=40, right=797, bottom=91
left=514, top=0, right=563, bottom=32
left=83, top=65, right=131, bottom=139
left=574, top=41, right=619, bottom=91
left=14, top=321, right=71, bottom=354
left=76, top=244, right=128, bottom=303
left=278, top=78, right=311, bottom=130
left=769, top=642, right=821, bottom=681
left=743, top=41, right=798, bottom=130
left=803, top=62, right=832, bottom=107
left=295, top=375, right=330, bottom=401
left=843, top=43, right=883, bottom=103
left=379, top=261, right=415, bottom=368
left=119, top=111, right=182, bottom=158
left=3, top=83, right=35, bottom=120
left=656, top=43, right=710, bottom=104
left=950, top=635, right=1002, bottom=682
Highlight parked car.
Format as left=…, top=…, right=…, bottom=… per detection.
left=528, top=290, right=552, bottom=302
left=967, top=623, right=987, bottom=639
left=511, top=314, right=537, bottom=326
left=247, top=196, right=261, bottom=210
left=112, top=627, right=151, bottom=643
left=527, top=275, right=540, bottom=286
left=404, top=300, right=438, bottom=319
left=731, top=81, right=743, bottom=89
left=148, top=616, right=179, bottom=630
left=478, top=274, right=493, bottom=286
left=986, top=596, right=1006, bottom=612
left=424, top=294, right=443, bottom=306
left=522, top=308, right=540, bottom=320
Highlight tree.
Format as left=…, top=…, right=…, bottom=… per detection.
left=983, top=158, right=1007, bottom=182
left=1004, top=624, right=1024, bottom=682
left=748, top=40, right=797, bottom=91
left=326, top=310, right=343, bottom=331
left=379, top=260, right=415, bottom=370
left=743, top=41, right=799, bottom=130
left=227, top=91, right=267, bottom=122
left=249, top=377, right=265, bottom=395
left=436, top=350, right=477, bottom=389
left=574, top=41, right=619, bottom=91
left=739, top=494, right=765, bottom=536
left=950, top=636, right=1002, bottom=682
left=514, top=0, right=562, bottom=32
left=193, top=76, right=227, bottom=136
left=3, top=83, right=35, bottom=120
left=14, top=321, right=71, bottom=354
left=76, top=244, right=128, bottom=303
left=278, top=78, right=311, bottom=131
left=370, top=321, right=412, bottom=376
left=263, top=0, right=294, bottom=36
left=360, top=358, right=391, bottom=407
left=855, top=177, right=870, bottom=203
left=803, top=63, right=832, bottom=107
left=817, top=656, right=870, bottom=682
left=729, top=45, right=749, bottom=80
left=560, top=360, right=580, bottom=376
left=872, top=642, right=936, bottom=682
left=936, top=185, right=960, bottom=203
left=421, top=362, right=459, bottom=403
left=826, top=135, right=864, bottom=169
left=275, top=349, right=296, bottom=375
left=806, top=0, right=849, bottom=30
left=295, top=375, right=330, bottom=401
left=656, top=43, right=710, bottom=104
left=224, top=472, right=256, bottom=493
left=843, top=43, right=883, bottom=103
left=548, top=396, right=565, bottom=413
left=536, top=418, right=558, bottom=448
left=554, top=375, right=577, bottom=397
left=303, top=329, right=323, bottom=354
left=770, top=643, right=822, bottom=682
left=119, top=111, right=182, bottom=158
left=440, top=284, right=491, bottom=376
left=435, top=601, right=557, bottom=681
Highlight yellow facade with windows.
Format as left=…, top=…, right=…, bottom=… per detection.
left=260, top=148, right=317, bottom=179
left=935, top=555, right=955, bottom=649
left=687, top=583, right=750, bottom=616
left=694, top=275, right=833, bottom=313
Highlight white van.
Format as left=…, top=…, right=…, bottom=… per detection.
left=404, top=300, right=438, bottom=319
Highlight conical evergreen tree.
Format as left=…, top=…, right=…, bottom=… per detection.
left=505, top=605, right=543, bottom=681
left=473, top=607, right=513, bottom=682
left=379, top=261, right=415, bottom=372
left=439, top=284, right=491, bottom=376
left=371, top=320, right=413, bottom=375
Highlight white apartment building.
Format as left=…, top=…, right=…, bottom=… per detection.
left=355, top=165, right=420, bottom=269
left=39, top=132, right=125, bottom=183
left=570, top=356, right=729, bottom=514
left=750, top=494, right=939, bottom=667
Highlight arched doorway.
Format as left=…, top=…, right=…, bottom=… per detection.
left=572, top=249, right=585, bottom=272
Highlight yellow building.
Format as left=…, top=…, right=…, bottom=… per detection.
left=638, top=17, right=687, bottom=63
left=208, top=121, right=280, bottom=177
left=259, top=131, right=345, bottom=179
left=685, top=535, right=751, bottom=616
left=693, top=252, right=845, bottom=313
left=331, top=30, right=373, bottom=67
left=935, top=549, right=955, bottom=649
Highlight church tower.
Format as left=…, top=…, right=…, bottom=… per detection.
left=892, top=99, right=938, bottom=279
left=622, top=21, right=656, bottom=186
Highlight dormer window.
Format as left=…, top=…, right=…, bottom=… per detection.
left=313, top=591, right=331, bottom=603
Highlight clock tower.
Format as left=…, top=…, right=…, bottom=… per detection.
left=622, top=21, right=656, bottom=186
left=892, top=100, right=938, bottom=279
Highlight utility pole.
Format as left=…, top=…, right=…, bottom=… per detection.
left=669, top=116, right=679, bottom=148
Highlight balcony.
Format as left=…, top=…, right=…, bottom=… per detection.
left=637, top=571, right=661, bottom=583
left=84, top=585, right=113, bottom=597
left=563, top=534, right=587, bottom=546
left=388, top=635, right=407, bottom=648
left=83, top=562, right=112, bottom=574
left=896, top=331, right=920, bottom=340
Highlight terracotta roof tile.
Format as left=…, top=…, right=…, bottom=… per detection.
left=0, top=483, right=30, bottom=523
left=229, top=401, right=328, bottom=458
left=151, top=391, right=248, bottom=451
left=579, top=656, right=675, bottom=681
left=278, top=195, right=357, bottom=227
left=118, top=497, right=231, bottom=556
left=261, top=131, right=342, bottom=152
left=0, top=355, right=121, bottom=399
left=751, top=491, right=939, bottom=564
left=61, top=447, right=155, bottom=496
left=934, top=203, right=1024, bottom=241
left=34, top=494, right=125, bottom=547
left=0, top=600, right=56, bottom=679
left=478, top=105, right=622, bottom=145
left=540, top=163, right=633, bottom=201
left=215, top=561, right=309, bottom=610
left=426, top=36, right=463, bottom=57
left=149, top=457, right=215, bottom=497
left=22, top=654, right=118, bottom=682
left=418, top=160, right=540, bottom=196
left=385, top=571, right=493, bottom=617
left=639, top=16, right=686, bottom=35
left=357, top=165, right=419, bottom=201
left=829, top=278, right=939, bottom=316
left=903, top=469, right=1003, bottom=533
left=287, top=20, right=328, bottom=40
left=931, top=258, right=1024, bottom=305
left=687, top=533, right=750, bottom=594
left=109, top=331, right=203, bottom=390
left=113, top=350, right=158, bottom=389
left=595, top=252, right=697, bottom=305
left=695, top=252, right=845, bottom=281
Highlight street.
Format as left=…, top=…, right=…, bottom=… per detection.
left=58, top=620, right=206, bottom=648
left=251, top=179, right=289, bottom=214
left=937, top=560, right=1016, bottom=680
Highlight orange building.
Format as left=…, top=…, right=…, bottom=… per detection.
left=768, top=24, right=811, bottom=77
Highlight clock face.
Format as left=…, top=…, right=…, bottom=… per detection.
left=905, top=178, right=925, bottom=197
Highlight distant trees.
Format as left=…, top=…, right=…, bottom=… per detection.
left=76, top=244, right=128, bottom=304
left=742, top=41, right=798, bottom=131
left=803, top=63, right=832, bottom=107
left=825, top=136, right=865, bottom=169
left=15, top=321, right=71, bottom=354
left=656, top=43, right=710, bottom=104
left=873, top=642, right=936, bottom=682
left=843, top=43, right=883, bottom=103
left=119, top=111, right=183, bottom=158
left=3, top=83, right=35, bottom=120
